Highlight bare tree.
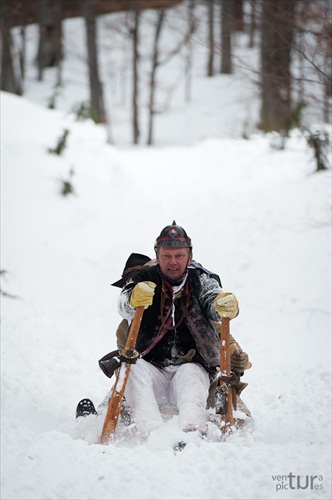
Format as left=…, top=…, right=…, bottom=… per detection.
left=220, top=0, right=235, bottom=74
left=234, top=0, right=244, bottom=32
left=184, top=0, right=195, bottom=102
left=145, top=2, right=196, bottom=145
left=37, top=0, right=63, bottom=82
left=131, top=6, right=141, bottom=144
left=323, top=24, right=332, bottom=99
left=84, top=0, right=106, bottom=124
left=295, top=0, right=332, bottom=124
left=15, top=0, right=28, bottom=82
left=147, top=8, right=166, bottom=145
left=248, top=0, right=257, bottom=48
left=0, top=1, right=22, bottom=94
left=322, top=22, right=332, bottom=123
left=260, top=0, right=297, bottom=132
left=207, top=0, right=215, bottom=76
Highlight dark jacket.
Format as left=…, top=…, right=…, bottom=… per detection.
left=118, top=264, right=223, bottom=371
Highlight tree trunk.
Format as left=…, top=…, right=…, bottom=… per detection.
left=323, top=48, right=332, bottom=123
left=132, top=7, right=140, bottom=144
left=322, top=14, right=332, bottom=122
left=260, top=0, right=297, bottom=132
left=16, top=0, right=28, bottom=83
left=84, top=0, right=106, bottom=124
left=184, top=0, right=195, bottom=102
left=207, top=0, right=215, bottom=77
left=248, top=0, right=257, bottom=48
left=234, top=0, right=244, bottom=32
left=147, top=8, right=165, bottom=146
left=19, top=26, right=27, bottom=83
left=0, top=1, right=22, bottom=94
left=37, top=0, right=63, bottom=82
left=221, top=0, right=234, bottom=74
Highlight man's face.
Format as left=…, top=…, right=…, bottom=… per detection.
left=156, top=246, right=192, bottom=280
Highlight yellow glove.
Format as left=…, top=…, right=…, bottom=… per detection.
left=215, top=292, right=238, bottom=319
left=129, top=281, right=156, bottom=309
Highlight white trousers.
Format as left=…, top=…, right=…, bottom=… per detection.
left=124, top=359, right=210, bottom=434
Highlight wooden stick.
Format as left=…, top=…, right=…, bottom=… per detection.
left=220, top=317, right=234, bottom=425
left=100, top=306, right=144, bottom=444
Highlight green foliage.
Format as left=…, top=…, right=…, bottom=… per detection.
left=71, top=102, right=104, bottom=124
left=269, top=102, right=308, bottom=150
left=48, top=129, right=70, bottom=156
left=60, top=168, right=75, bottom=197
left=48, top=95, right=56, bottom=109
left=303, top=128, right=331, bottom=172
left=47, top=83, right=62, bottom=110
left=285, top=102, right=307, bottom=136
left=242, top=121, right=250, bottom=140
left=72, top=102, right=93, bottom=122
left=261, top=102, right=307, bottom=141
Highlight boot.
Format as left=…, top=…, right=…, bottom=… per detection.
left=76, top=398, right=98, bottom=418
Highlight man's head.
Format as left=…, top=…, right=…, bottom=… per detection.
left=154, top=221, right=192, bottom=280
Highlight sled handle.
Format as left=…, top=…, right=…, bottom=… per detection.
left=122, top=305, right=145, bottom=353
left=220, top=317, right=234, bottom=425
left=100, top=306, right=144, bottom=444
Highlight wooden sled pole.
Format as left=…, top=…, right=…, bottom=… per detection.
left=100, top=306, right=144, bottom=444
left=220, top=317, right=235, bottom=426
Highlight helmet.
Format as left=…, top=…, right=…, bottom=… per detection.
left=154, top=221, right=192, bottom=250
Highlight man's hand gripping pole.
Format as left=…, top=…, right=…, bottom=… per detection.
left=215, top=294, right=239, bottom=428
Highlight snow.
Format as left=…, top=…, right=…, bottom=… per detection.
left=1, top=7, right=332, bottom=500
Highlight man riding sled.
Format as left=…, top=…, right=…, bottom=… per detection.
left=77, top=221, right=252, bottom=442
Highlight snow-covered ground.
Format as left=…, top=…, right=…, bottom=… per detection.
left=1, top=6, right=331, bottom=500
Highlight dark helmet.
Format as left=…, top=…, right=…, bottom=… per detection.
left=154, top=221, right=192, bottom=250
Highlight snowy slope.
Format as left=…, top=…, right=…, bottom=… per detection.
left=2, top=7, right=332, bottom=500
left=2, top=90, right=331, bottom=500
